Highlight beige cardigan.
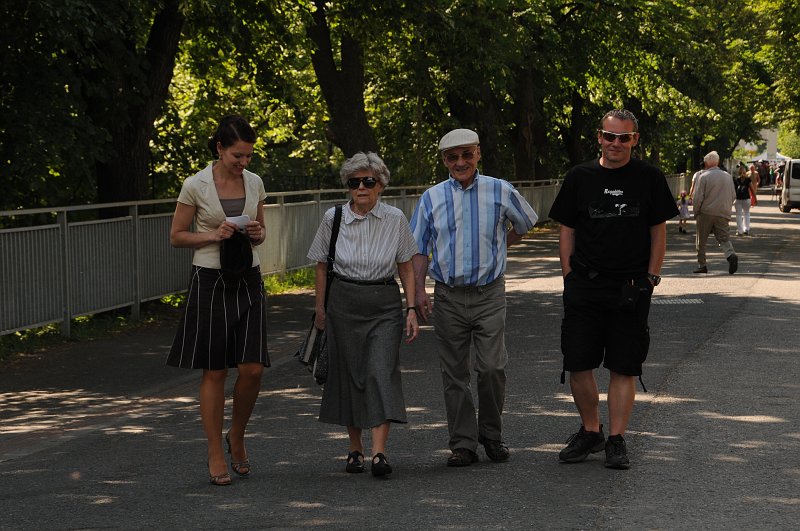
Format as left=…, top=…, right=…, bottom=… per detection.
left=177, top=163, right=267, bottom=269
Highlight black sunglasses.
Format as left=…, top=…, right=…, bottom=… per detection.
left=599, top=130, right=637, bottom=143
left=346, top=176, right=379, bottom=189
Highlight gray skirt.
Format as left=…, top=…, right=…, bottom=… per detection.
left=319, top=278, right=407, bottom=428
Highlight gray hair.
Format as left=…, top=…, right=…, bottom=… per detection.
left=339, top=152, right=390, bottom=187
left=703, top=151, right=720, bottom=166
left=599, top=109, right=639, bottom=131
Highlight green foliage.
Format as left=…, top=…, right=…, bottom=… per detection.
left=263, top=268, right=316, bottom=294
left=778, top=127, right=800, bottom=159
left=3, top=0, right=800, bottom=208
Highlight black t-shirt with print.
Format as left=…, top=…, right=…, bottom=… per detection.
left=549, top=158, right=679, bottom=277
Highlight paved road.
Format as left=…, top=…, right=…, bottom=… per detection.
left=1, top=191, right=799, bottom=529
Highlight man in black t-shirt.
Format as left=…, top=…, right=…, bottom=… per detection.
left=549, top=109, right=678, bottom=469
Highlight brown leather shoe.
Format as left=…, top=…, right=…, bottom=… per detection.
left=447, top=448, right=478, bottom=467
left=478, top=434, right=510, bottom=462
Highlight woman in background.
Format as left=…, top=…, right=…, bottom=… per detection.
left=734, top=165, right=758, bottom=235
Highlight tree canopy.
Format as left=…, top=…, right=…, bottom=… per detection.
left=2, top=0, right=797, bottom=210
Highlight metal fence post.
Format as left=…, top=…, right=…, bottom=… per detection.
left=278, top=195, right=287, bottom=281
left=58, top=210, right=71, bottom=337
left=130, top=204, right=140, bottom=321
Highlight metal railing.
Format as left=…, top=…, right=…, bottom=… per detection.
left=0, top=175, right=684, bottom=337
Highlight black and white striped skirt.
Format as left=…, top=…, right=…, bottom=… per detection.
left=166, top=266, right=270, bottom=370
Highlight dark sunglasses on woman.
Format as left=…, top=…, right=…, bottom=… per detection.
left=346, top=176, right=379, bottom=189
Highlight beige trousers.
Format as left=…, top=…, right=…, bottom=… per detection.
left=695, top=213, right=735, bottom=267
left=432, top=276, right=507, bottom=451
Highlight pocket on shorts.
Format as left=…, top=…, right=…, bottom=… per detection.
left=633, top=324, right=651, bottom=366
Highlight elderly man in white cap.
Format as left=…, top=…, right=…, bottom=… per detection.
left=410, top=128, right=538, bottom=467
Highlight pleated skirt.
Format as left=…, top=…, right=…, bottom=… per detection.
left=319, top=279, right=407, bottom=429
left=166, top=266, right=270, bottom=370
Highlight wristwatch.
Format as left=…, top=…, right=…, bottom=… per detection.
left=647, top=273, right=661, bottom=286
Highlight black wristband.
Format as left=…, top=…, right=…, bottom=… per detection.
left=406, top=306, right=417, bottom=315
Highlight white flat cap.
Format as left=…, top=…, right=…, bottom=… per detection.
left=439, top=128, right=480, bottom=151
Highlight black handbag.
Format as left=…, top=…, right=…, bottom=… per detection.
left=295, top=204, right=342, bottom=385
left=296, top=314, right=329, bottom=385
left=220, top=230, right=253, bottom=275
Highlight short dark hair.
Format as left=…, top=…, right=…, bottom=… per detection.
left=600, top=109, right=639, bottom=132
left=207, top=115, right=257, bottom=158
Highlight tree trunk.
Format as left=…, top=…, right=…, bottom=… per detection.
left=445, top=84, right=504, bottom=179
left=306, top=0, right=378, bottom=157
left=476, top=85, right=503, bottom=178
left=96, top=0, right=184, bottom=213
left=512, top=64, right=549, bottom=181
left=563, top=90, right=587, bottom=167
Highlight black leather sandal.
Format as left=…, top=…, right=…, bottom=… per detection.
left=346, top=450, right=365, bottom=473
left=371, top=453, right=392, bottom=477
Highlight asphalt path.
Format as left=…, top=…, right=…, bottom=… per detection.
left=1, top=190, right=799, bottom=530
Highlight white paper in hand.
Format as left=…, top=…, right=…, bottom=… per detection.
left=225, top=215, right=250, bottom=231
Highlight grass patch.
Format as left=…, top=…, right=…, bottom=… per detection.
left=531, top=220, right=558, bottom=232
left=264, top=267, right=315, bottom=294
left=0, top=300, right=182, bottom=363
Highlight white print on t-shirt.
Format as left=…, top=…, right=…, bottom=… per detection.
left=604, top=188, right=623, bottom=196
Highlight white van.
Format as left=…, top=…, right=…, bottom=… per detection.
left=779, top=159, right=800, bottom=212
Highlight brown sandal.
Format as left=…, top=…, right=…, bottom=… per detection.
left=231, top=460, right=251, bottom=477
left=225, top=431, right=251, bottom=477
left=209, top=472, right=232, bottom=486
left=207, top=460, right=232, bottom=486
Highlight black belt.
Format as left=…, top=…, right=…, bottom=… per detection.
left=569, top=256, right=642, bottom=281
left=435, top=274, right=504, bottom=291
left=569, top=256, right=600, bottom=279
left=333, top=273, right=396, bottom=286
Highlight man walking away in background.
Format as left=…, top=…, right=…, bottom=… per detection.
left=692, top=151, right=738, bottom=274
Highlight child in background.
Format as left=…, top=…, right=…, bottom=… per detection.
left=677, top=190, right=690, bottom=234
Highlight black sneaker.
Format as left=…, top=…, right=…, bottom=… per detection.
left=604, top=435, right=630, bottom=469
left=559, top=425, right=605, bottom=463
left=727, top=253, right=738, bottom=275
left=478, top=434, right=510, bottom=462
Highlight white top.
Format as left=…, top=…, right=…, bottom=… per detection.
left=307, top=201, right=419, bottom=280
left=177, top=163, right=267, bottom=269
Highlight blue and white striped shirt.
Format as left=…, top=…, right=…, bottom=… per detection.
left=410, top=173, right=538, bottom=286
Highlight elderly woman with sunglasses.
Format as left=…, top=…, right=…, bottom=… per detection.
left=306, top=152, right=419, bottom=478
